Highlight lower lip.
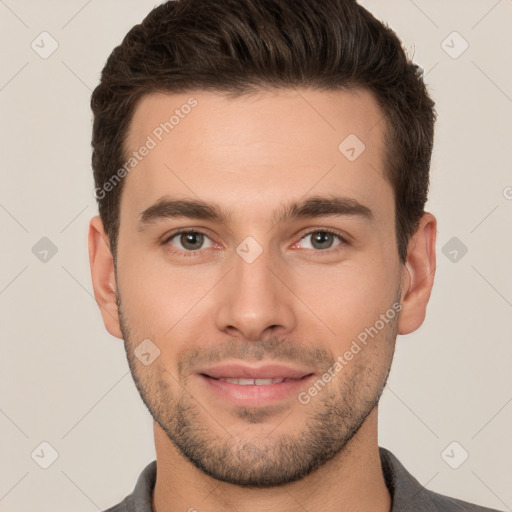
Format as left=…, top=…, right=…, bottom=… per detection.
left=199, top=374, right=315, bottom=407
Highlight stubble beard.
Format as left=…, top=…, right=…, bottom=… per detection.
left=117, top=293, right=397, bottom=487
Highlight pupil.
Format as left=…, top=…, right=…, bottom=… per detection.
left=312, top=232, right=333, bottom=250
left=181, top=232, right=203, bottom=250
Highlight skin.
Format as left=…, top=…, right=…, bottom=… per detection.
left=89, top=88, right=436, bottom=512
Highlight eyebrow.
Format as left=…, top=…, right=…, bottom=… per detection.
left=273, top=195, right=374, bottom=225
left=137, top=195, right=374, bottom=231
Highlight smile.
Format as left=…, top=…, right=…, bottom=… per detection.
left=211, top=377, right=301, bottom=385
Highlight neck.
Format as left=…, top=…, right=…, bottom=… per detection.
left=151, top=407, right=391, bottom=512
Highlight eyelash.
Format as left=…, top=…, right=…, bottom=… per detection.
left=162, top=227, right=349, bottom=257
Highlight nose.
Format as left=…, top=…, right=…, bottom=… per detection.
left=214, top=245, right=297, bottom=341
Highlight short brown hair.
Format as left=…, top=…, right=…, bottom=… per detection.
left=91, top=0, right=436, bottom=263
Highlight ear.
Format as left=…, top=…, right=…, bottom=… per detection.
left=398, top=212, right=437, bottom=335
left=88, top=216, right=123, bottom=339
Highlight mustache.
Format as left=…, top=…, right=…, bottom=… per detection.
left=177, top=337, right=333, bottom=376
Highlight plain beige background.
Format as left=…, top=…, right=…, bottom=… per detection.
left=1, top=1, right=511, bottom=510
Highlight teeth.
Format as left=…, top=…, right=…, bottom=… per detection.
left=219, top=378, right=285, bottom=385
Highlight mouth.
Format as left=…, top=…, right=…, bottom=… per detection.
left=205, top=377, right=304, bottom=385
left=196, top=362, right=315, bottom=407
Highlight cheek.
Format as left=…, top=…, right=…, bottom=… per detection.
left=116, top=248, right=221, bottom=336
left=294, top=258, right=400, bottom=342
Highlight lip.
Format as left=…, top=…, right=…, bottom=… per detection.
left=198, top=362, right=312, bottom=380
left=197, top=362, right=315, bottom=407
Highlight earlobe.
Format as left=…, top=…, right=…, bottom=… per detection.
left=88, top=216, right=123, bottom=339
left=397, top=212, right=437, bottom=335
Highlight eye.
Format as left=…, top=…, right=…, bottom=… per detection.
left=165, top=230, right=214, bottom=252
left=297, top=230, right=344, bottom=251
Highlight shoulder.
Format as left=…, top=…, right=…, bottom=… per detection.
left=102, top=498, right=130, bottom=512
left=101, top=460, right=156, bottom=512
left=102, top=495, right=133, bottom=512
left=425, top=487, right=503, bottom=511
left=379, top=447, right=503, bottom=512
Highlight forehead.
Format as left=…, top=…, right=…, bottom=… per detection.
left=121, top=88, right=391, bottom=221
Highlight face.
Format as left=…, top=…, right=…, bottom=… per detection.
left=112, top=88, right=406, bottom=486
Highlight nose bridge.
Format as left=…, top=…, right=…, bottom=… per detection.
left=214, top=239, right=296, bottom=339
left=234, top=245, right=276, bottom=300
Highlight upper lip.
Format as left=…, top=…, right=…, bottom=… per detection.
left=198, top=362, right=314, bottom=380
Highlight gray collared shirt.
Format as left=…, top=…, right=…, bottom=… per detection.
left=103, top=447, right=503, bottom=511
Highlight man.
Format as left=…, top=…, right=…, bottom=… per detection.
left=88, top=0, right=501, bottom=510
